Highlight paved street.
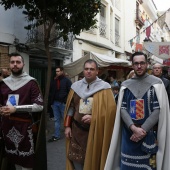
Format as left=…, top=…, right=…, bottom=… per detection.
left=46, top=119, right=66, bottom=170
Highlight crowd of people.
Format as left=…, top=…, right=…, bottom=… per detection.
left=1, top=51, right=170, bottom=170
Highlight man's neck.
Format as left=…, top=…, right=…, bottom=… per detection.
left=86, top=77, right=97, bottom=84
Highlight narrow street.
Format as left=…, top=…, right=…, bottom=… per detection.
left=46, top=119, right=66, bottom=170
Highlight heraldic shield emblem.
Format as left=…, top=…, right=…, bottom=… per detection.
left=130, top=99, right=144, bottom=120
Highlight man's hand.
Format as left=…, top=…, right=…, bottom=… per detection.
left=65, top=127, right=72, bottom=139
left=0, top=105, right=16, bottom=116
left=130, top=124, right=146, bottom=142
left=81, top=114, right=92, bottom=124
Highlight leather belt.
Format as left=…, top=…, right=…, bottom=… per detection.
left=9, top=116, right=32, bottom=123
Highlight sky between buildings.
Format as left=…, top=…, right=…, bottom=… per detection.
left=153, top=0, right=170, bottom=11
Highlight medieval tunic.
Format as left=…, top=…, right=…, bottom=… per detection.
left=120, top=87, right=159, bottom=170
left=105, top=74, right=170, bottom=170
left=67, top=93, right=90, bottom=163
left=64, top=77, right=116, bottom=170
left=0, top=73, right=44, bottom=169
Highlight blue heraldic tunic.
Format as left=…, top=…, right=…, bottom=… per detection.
left=120, top=86, right=159, bottom=170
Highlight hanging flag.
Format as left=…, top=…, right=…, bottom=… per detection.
left=143, top=42, right=170, bottom=60
left=135, top=43, right=143, bottom=51
left=164, top=59, right=170, bottom=67
left=146, top=26, right=151, bottom=38
left=130, top=39, right=133, bottom=47
left=165, top=11, right=170, bottom=30
left=159, top=45, right=169, bottom=55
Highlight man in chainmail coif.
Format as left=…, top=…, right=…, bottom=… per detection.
left=105, top=51, right=170, bottom=170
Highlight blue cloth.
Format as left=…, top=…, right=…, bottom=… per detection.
left=9, top=95, right=16, bottom=106
left=52, top=101, right=65, bottom=138
left=110, top=80, right=119, bottom=87
left=120, top=87, right=159, bottom=170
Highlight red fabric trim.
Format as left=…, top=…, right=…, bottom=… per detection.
left=64, top=115, right=72, bottom=127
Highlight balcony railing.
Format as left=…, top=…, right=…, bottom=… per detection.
left=84, top=27, right=97, bottom=34
left=110, top=28, right=113, bottom=42
left=115, top=32, right=120, bottom=46
left=99, top=16, right=107, bottom=38
left=135, top=10, right=144, bottom=28
left=26, top=24, right=74, bottom=50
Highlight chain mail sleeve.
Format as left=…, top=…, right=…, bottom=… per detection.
left=141, top=109, right=159, bottom=132
left=120, top=108, right=134, bottom=128
left=14, top=103, right=43, bottom=112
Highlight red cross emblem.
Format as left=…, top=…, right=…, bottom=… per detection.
left=159, top=45, right=169, bottom=55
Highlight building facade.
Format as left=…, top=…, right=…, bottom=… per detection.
left=0, top=6, right=29, bottom=72
left=0, top=0, right=169, bottom=83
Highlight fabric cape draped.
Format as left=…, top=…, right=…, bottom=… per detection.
left=104, top=83, right=170, bottom=170
left=64, top=88, right=116, bottom=170
left=0, top=80, right=47, bottom=170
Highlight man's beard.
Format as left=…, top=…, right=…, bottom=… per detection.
left=11, top=68, right=23, bottom=76
left=135, top=69, right=147, bottom=77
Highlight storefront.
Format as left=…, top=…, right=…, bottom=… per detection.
left=64, top=51, right=132, bottom=82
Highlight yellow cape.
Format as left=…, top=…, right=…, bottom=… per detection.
left=64, top=88, right=116, bottom=170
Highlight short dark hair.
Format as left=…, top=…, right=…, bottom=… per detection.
left=8, top=53, right=24, bottom=63
left=132, top=52, right=147, bottom=63
left=56, top=66, right=64, bottom=71
left=109, top=75, right=116, bottom=79
left=112, top=86, right=120, bottom=91
left=83, top=59, right=99, bottom=70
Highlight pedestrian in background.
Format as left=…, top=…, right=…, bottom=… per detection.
left=0, top=53, right=46, bottom=170
left=0, top=68, right=10, bottom=81
left=1, top=68, right=10, bottom=78
left=48, top=66, right=72, bottom=142
left=78, top=75, right=84, bottom=81
left=126, top=70, right=135, bottom=79
left=112, top=86, right=120, bottom=105
left=105, top=51, right=170, bottom=170
left=109, top=75, right=119, bottom=87
left=152, top=63, right=170, bottom=105
left=64, top=59, right=116, bottom=170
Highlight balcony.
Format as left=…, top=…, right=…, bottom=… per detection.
left=99, top=16, right=107, bottom=38
left=135, top=10, right=144, bottom=28
left=115, top=32, right=120, bottom=46
left=110, top=28, right=113, bottom=42
left=84, top=27, right=97, bottom=35
left=26, top=24, right=74, bottom=50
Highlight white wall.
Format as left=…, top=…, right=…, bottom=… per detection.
left=123, top=0, right=136, bottom=53
left=73, top=0, right=120, bottom=61
left=0, top=6, right=28, bottom=44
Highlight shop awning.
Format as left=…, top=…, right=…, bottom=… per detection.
left=64, top=52, right=131, bottom=77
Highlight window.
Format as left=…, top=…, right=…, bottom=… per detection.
left=99, top=4, right=107, bottom=37
left=115, top=17, right=120, bottom=46
left=110, top=9, right=113, bottom=42
left=100, top=4, right=106, bottom=18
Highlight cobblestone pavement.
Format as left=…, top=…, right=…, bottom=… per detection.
left=46, top=119, right=66, bottom=170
